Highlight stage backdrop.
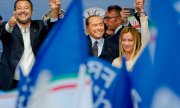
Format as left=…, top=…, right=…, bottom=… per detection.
left=0, top=0, right=150, bottom=21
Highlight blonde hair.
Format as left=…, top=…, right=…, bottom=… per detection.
left=119, top=26, right=141, bottom=59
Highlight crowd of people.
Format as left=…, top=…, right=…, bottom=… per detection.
left=0, top=0, right=150, bottom=91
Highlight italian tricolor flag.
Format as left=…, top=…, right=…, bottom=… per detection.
left=27, top=64, right=93, bottom=108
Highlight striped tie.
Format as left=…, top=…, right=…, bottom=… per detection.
left=93, top=41, right=98, bottom=56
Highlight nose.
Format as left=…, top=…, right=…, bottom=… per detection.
left=123, top=41, right=129, bottom=45
left=20, top=8, right=26, bottom=13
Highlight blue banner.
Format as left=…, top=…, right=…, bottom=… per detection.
left=131, top=0, right=180, bottom=107
left=87, top=57, right=133, bottom=108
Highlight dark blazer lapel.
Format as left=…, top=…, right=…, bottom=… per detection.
left=13, top=25, right=24, bottom=46
left=100, top=40, right=107, bottom=57
left=100, top=40, right=112, bottom=57
left=87, top=35, right=93, bottom=56
left=30, top=23, right=38, bottom=47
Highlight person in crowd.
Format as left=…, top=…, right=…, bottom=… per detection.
left=112, top=8, right=150, bottom=72
left=120, top=0, right=147, bottom=32
left=86, top=15, right=118, bottom=63
left=134, top=0, right=146, bottom=22
left=103, top=5, right=125, bottom=47
left=0, top=0, right=60, bottom=90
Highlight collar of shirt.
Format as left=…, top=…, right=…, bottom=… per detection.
left=89, top=36, right=104, bottom=47
left=89, top=36, right=104, bottom=56
left=17, top=23, right=30, bottom=33
left=114, top=25, right=123, bottom=34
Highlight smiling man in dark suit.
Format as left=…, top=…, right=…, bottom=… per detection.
left=0, top=0, right=60, bottom=90
left=86, top=15, right=118, bottom=63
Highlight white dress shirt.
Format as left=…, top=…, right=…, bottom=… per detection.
left=6, top=23, right=35, bottom=80
left=5, top=18, right=57, bottom=80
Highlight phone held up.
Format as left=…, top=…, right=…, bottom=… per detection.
left=124, top=8, right=135, bottom=16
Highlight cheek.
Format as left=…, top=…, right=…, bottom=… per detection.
left=130, top=41, right=134, bottom=44
left=101, top=27, right=105, bottom=32
left=29, top=11, right=32, bottom=15
left=120, top=41, right=126, bottom=45
left=130, top=42, right=135, bottom=49
left=129, top=41, right=134, bottom=46
left=88, top=27, right=93, bottom=33
left=122, top=41, right=126, bottom=46
left=91, top=28, right=96, bottom=33
left=122, top=42, right=128, bottom=49
left=14, top=11, right=19, bottom=15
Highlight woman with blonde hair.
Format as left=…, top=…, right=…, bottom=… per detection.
left=112, top=10, right=150, bottom=72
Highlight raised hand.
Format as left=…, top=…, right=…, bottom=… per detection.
left=8, top=16, right=17, bottom=27
left=49, top=0, right=60, bottom=10
left=49, top=0, right=60, bottom=18
left=120, top=8, right=130, bottom=24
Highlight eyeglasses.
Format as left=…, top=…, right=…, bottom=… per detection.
left=103, top=16, right=119, bottom=21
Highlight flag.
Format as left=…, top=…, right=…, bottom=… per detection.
left=149, top=0, right=180, bottom=107
left=0, top=90, right=17, bottom=108
left=129, top=46, right=153, bottom=108
left=16, top=0, right=92, bottom=108
left=130, top=0, right=180, bottom=107
left=26, top=64, right=92, bottom=108
left=87, top=57, right=133, bottom=108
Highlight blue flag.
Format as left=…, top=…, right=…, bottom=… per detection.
left=131, top=0, right=180, bottom=107
left=16, top=0, right=89, bottom=107
left=149, top=0, right=180, bottom=107
left=130, top=46, right=153, bottom=108
left=87, top=57, right=133, bottom=108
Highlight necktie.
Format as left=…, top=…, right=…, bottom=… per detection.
left=93, top=41, right=98, bottom=57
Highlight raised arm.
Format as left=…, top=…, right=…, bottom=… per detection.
left=139, top=8, right=151, bottom=48
left=49, top=0, right=61, bottom=18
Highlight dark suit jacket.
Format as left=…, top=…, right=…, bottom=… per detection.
left=104, top=26, right=125, bottom=50
left=87, top=35, right=118, bottom=63
left=0, top=20, right=54, bottom=90
left=0, top=40, right=2, bottom=61
left=109, top=27, right=124, bottom=47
